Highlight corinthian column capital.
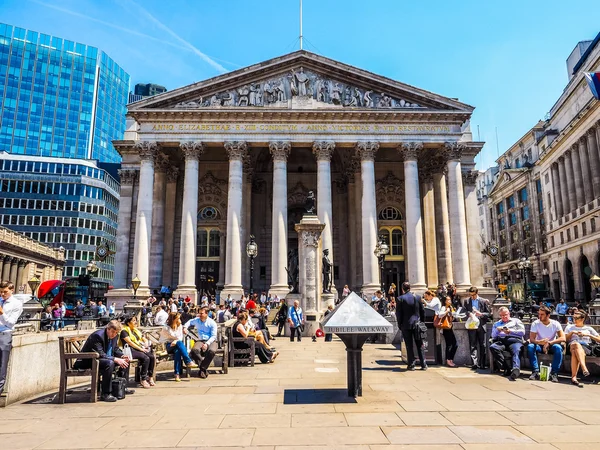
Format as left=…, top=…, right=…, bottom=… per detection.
left=269, top=141, right=291, bottom=162
left=461, top=170, right=479, bottom=186
left=444, top=142, right=465, bottom=161
left=134, top=141, right=159, bottom=162
left=118, top=169, right=139, bottom=185
left=312, top=140, right=335, bottom=161
left=166, top=167, right=179, bottom=183
left=355, top=141, right=379, bottom=161
left=225, top=141, right=248, bottom=160
left=180, top=141, right=205, bottom=160
left=398, top=142, right=423, bottom=160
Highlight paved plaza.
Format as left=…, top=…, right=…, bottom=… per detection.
left=2, top=334, right=600, bottom=449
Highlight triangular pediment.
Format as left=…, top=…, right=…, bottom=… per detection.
left=487, top=168, right=529, bottom=197
left=128, top=51, right=473, bottom=114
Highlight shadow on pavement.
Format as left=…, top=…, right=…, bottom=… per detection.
left=283, top=388, right=357, bottom=404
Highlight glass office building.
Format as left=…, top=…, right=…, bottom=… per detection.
left=0, top=23, right=129, bottom=163
left=0, top=153, right=119, bottom=283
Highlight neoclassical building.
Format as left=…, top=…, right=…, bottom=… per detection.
left=110, top=51, right=485, bottom=303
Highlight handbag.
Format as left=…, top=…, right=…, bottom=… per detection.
left=465, top=315, right=480, bottom=330
left=413, top=320, right=428, bottom=340
left=434, top=314, right=452, bottom=330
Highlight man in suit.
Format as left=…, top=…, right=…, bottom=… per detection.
left=396, top=282, right=427, bottom=370
left=464, top=286, right=491, bottom=370
left=74, top=320, right=131, bottom=402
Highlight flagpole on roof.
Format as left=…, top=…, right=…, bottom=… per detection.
left=299, top=0, right=303, bottom=50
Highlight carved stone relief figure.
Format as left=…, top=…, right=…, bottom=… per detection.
left=263, top=81, right=276, bottom=104
left=378, top=93, right=392, bottom=108
left=363, top=90, right=373, bottom=107
left=353, top=87, right=363, bottom=107
left=222, top=91, right=234, bottom=106
left=249, top=84, right=261, bottom=106
left=331, top=82, right=342, bottom=104
left=317, top=79, right=330, bottom=102
left=210, top=94, right=220, bottom=107
left=292, top=67, right=310, bottom=96
left=237, top=86, right=250, bottom=106
left=274, top=78, right=286, bottom=102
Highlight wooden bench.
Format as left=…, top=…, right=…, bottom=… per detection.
left=226, top=325, right=255, bottom=367
left=58, top=335, right=99, bottom=403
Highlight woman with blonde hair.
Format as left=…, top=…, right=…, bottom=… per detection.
left=234, top=311, right=278, bottom=363
left=160, top=312, right=195, bottom=381
left=565, top=311, right=600, bottom=386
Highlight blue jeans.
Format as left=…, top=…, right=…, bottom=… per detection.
left=166, top=340, right=192, bottom=375
left=527, top=343, right=563, bottom=374
left=490, top=339, right=523, bottom=371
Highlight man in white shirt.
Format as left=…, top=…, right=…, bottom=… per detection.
left=527, top=305, right=565, bottom=382
left=0, top=281, right=23, bottom=395
left=153, top=305, right=168, bottom=326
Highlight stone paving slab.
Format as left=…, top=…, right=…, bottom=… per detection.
left=2, top=332, right=600, bottom=448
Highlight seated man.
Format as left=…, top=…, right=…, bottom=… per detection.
left=490, top=306, right=526, bottom=380
left=527, top=305, right=565, bottom=382
left=73, top=320, right=131, bottom=402
left=153, top=305, right=168, bottom=326
left=183, top=306, right=218, bottom=379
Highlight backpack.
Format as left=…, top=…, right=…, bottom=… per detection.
left=111, top=377, right=127, bottom=400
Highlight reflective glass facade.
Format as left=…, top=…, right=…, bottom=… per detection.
left=0, top=23, right=129, bottom=163
left=0, top=154, right=120, bottom=283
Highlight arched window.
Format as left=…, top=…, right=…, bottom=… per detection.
left=198, top=206, right=220, bottom=221
left=378, top=226, right=404, bottom=260
left=378, top=206, right=402, bottom=221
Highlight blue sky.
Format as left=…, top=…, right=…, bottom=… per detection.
left=2, top=0, right=599, bottom=170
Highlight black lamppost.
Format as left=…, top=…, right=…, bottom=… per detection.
left=517, top=256, right=532, bottom=318
left=374, top=234, right=390, bottom=292
left=246, top=235, right=258, bottom=295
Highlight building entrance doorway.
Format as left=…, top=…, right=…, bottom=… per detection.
left=196, top=261, right=219, bottom=298
left=383, top=261, right=405, bottom=295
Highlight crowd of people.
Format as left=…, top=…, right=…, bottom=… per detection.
left=389, top=282, right=600, bottom=387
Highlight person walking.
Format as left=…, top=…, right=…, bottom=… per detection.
left=465, top=286, right=491, bottom=370
left=276, top=299, right=288, bottom=337
left=396, top=282, right=427, bottom=370
left=287, top=300, right=304, bottom=342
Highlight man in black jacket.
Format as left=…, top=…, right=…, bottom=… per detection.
left=74, top=320, right=130, bottom=402
left=396, top=282, right=427, bottom=370
left=464, top=286, right=491, bottom=370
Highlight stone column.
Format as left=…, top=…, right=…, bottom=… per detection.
left=0, top=256, right=4, bottom=280
left=463, top=170, right=484, bottom=287
left=269, top=141, right=291, bottom=299
left=420, top=170, right=438, bottom=289
left=15, top=259, right=26, bottom=290
left=577, top=139, right=594, bottom=205
left=313, top=140, right=336, bottom=294
left=161, top=168, right=179, bottom=287
left=587, top=126, right=600, bottom=199
left=353, top=162, right=363, bottom=289
left=217, top=229, right=226, bottom=291
left=1, top=256, right=11, bottom=281
left=9, top=258, right=17, bottom=286
left=564, top=150, right=577, bottom=213
left=570, top=143, right=586, bottom=210
left=433, top=165, right=453, bottom=284
left=222, top=141, right=247, bottom=298
left=557, top=156, right=570, bottom=215
left=149, top=154, right=168, bottom=289
left=131, top=141, right=158, bottom=296
left=445, top=142, right=471, bottom=289
left=357, top=141, right=380, bottom=296
left=176, top=141, right=204, bottom=302
left=241, top=161, right=253, bottom=289
left=113, top=169, right=137, bottom=289
left=550, top=162, right=563, bottom=218
left=399, top=142, right=426, bottom=291
left=346, top=171, right=357, bottom=288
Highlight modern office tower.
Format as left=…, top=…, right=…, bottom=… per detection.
left=0, top=23, right=129, bottom=163
left=128, top=83, right=167, bottom=103
left=0, top=152, right=120, bottom=285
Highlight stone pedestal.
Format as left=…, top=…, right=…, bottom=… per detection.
left=295, top=214, right=325, bottom=337
left=321, top=293, right=335, bottom=310
left=105, top=289, right=146, bottom=313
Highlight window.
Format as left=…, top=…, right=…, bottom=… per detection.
left=498, top=217, right=505, bottom=230
left=199, top=206, right=220, bottom=221
left=208, top=231, right=220, bottom=257
left=519, top=188, right=528, bottom=203
left=510, top=212, right=517, bottom=225
left=538, top=198, right=544, bottom=213
left=497, top=202, right=504, bottom=215
left=592, top=218, right=596, bottom=233
left=197, top=230, right=208, bottom=257
left=536, top=179, right=542, bottom=193
left=560, top=232, right=564, bottom=244
left=521, top=206, right=529, bottom=220
left=566, top=229, right=571, bottom=242
left=378, top=206, right=402, bottom=221
left=506, top=195, right=515, bottom=209
left=391, top=229, right=403, bottom=256
left=583, top=222, right=587, bottom=236
left=574, top=226, right=579, bottom=239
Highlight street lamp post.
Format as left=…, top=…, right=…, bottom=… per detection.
left=28, top=275, right=41, bottom=302
left=517, top=255, right=532, bottom=319
left=131, top=275, right=141, bottom=299
left=589, top=274, right=600, bottom=324
left=246, top=235, right=258, bottom=295
left=374, top=234, right=390, bottom=293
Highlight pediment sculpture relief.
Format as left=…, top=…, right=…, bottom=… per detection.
left=173, top=67, right=421, bottom=110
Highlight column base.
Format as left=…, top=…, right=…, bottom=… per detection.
left=173, top=286, right=198, bottom=304
left=321, top=292, right=335, bottom=310
left=410, top=283, right=427, bottom=295
left=220, top=285, right=244, bottom=301
left=269, top=284, right=291, bottom=300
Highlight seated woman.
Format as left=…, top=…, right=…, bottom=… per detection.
left=233, top=311, right=279, bottom=364
left=565, top=311, right=600, bottom=386
left=247, top=308, right=273, bottom=349
left=120, top=315, right=156, bottom=388
left=159, top=312, right=195, bottom=382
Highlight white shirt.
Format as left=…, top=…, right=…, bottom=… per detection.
left=530, top=319, right=562, bottom=341
left=170, top=303, right=178, bottom=313
left=154, top=309, right=168, bottom=326
left=0, top=295, right=23, bottom=333
left=565, top=324, right=599, bottom=344
left=424, top=297, right=441, bottom=314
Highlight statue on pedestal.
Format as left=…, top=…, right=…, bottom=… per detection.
left=322, top=249, right=332, bottom=293
left=305, top=191, right=316, bottom=214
